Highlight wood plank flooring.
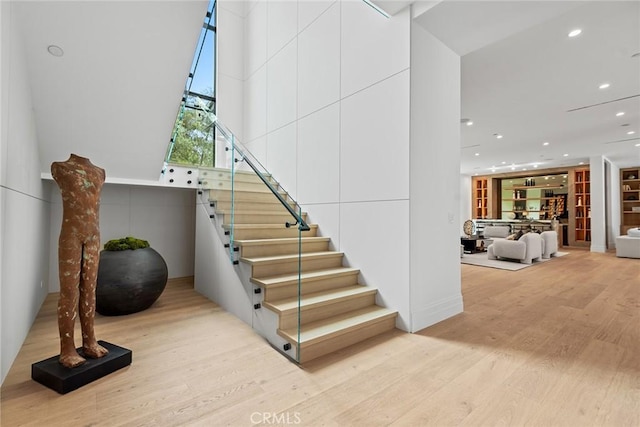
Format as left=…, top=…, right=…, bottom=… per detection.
left=1, top=248, right=638, bottom=426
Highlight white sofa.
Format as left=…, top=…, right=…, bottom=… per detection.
left=482, top=225, right=511, bottom=241
left=616, top=228, right=640, bottom=258
left=487, top=232, right=543, bottom=264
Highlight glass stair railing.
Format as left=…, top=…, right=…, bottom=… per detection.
left=196, top=106, right=397, bottom=365
left=198, top=109, right=306, bottom=362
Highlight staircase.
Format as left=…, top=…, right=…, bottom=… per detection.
left=200, top=167, right=397, bottom=363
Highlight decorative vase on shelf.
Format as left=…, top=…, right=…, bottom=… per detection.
left=577, top=196, right=582, bottom=207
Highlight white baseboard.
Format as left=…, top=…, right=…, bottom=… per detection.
left=410, top=294, right=463, bottom=333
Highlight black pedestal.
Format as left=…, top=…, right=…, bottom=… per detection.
left=32, top=341, right=132, bottom=394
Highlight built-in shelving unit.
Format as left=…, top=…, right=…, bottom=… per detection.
left=573, top=169, right=591, bottom=243
left=473, top=177, right=488, bottom=219
left=500, top=176, right=567, bottom=220
left=620, top=166, right=640, bottom=234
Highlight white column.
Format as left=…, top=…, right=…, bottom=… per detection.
left=589, top=155, right=607, bottom=252
left=409, top=21, right=463, bottom=332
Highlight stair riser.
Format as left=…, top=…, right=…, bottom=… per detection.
left=230, top=228, right=317, bottom=240
left=262, top=273, right=360, bottom=302
left=209, top=190, right=289, bottom=204
left=278, top=293, right=376, bottom=330
left=251, top=256, right=343, bottom=278
left=220, top=212, right=307, bottom=225
left=240, top=241, right=329, bottom=258
left=292, top=316, right=397, bottom=363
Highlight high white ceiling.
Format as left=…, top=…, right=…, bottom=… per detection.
left=416, top=0, right=640, bottom=175
left=10, top=0, right=640, bottom=182
left=12, top=0, right=208, bottom=182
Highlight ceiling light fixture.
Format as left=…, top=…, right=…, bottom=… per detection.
left=635, top=143, right=640, bottom=147
left=563, top=153, right=569, bottom=157
left=599, top=83, right=610, bottom=89
left=533, top=164, right=538, bottom=168
left=568, top=29, right=582, bottom=38
left=628, top=131, right=636, bottom=135
left=475, top=152, right=480, bottom=156
left=467, top=121, right=474, bottom=126
left=495, top=134, right=503, bottom=139
left=47, top=45, right=64, bottom=57
left=501, top=161, right=506, bottom=165
left=543, top=142, right=549, bottom=146
left=616, top=112, right=625, bottom=117
left=579, top=162, right=585, bottom=165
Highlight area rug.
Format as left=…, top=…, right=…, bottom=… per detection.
left=460, top=251, right=568, bottom=271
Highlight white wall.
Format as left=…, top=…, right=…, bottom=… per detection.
left=409, top=22, right=463, bottom=332
left=216, top=0, right=245, bottom=163
left=48, top=184, right=196, bottom=292
left=219, top=0, right=415, bottom=330
left=460, top=174, right=472, bottom=230
left=194, top=198, right=252, bottom=324
left=1, top=1, right=50, bottom=383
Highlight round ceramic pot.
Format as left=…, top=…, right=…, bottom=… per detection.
left=96, top=247, right=168, bottom=316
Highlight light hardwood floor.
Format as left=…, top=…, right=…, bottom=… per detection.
left=1, top=249, right=638, bottom=426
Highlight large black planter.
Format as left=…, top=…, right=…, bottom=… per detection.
left=96, top=248, right=168, bottom=316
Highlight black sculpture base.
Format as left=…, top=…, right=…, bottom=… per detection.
left=31, top=341, right=132, bottom=394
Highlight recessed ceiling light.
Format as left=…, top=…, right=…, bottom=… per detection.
left=563, top=153, right=569, bottom=157
left=635, top=143, right=640, bottom=147
left=496, top=134, right=503, bottom=139
left=47, top=45, right=64, bottom=57
left=568, top=29, right=582, bottom=38
left=522, top=168, right=527, bottom=171
left=616, top=112, right=625, bottom=117
left=579, top=162, right=584, bottom=165
left=599, top=83, right=610, bottom=89
left=501, top=161, right=506, bottom=165
left=467, top=121, right=474, bottom=126
left=533, top=164, right=538, bottom=168
left=475, top=152, right=480, bottom=156
left=543, top=142, right=549, bottom=146
left=628, top=131, right=636, bottom=135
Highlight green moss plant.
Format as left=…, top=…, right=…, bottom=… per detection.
left=104, top=236, right=150, bottom=251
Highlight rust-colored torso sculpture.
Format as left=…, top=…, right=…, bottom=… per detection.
left=51, top=154, right=109, bottom=368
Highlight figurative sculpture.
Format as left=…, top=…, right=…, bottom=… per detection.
left=51, top=154, right=109, bottom=368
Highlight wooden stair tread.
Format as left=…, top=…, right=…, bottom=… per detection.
left=235, top=237, right=330, bottom=247
left=251, top=267, right=360, bottom=287
left=241, top=251, right=342, bottom=265
left=279, top=306, right=397, bottom=344
left=264, top=285, right=376, bottom=313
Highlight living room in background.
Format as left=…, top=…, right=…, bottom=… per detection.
left=472, top=165, right=596, bottom=247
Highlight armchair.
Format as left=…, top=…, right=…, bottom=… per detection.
left=487, top=232, right=543, bottom=264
